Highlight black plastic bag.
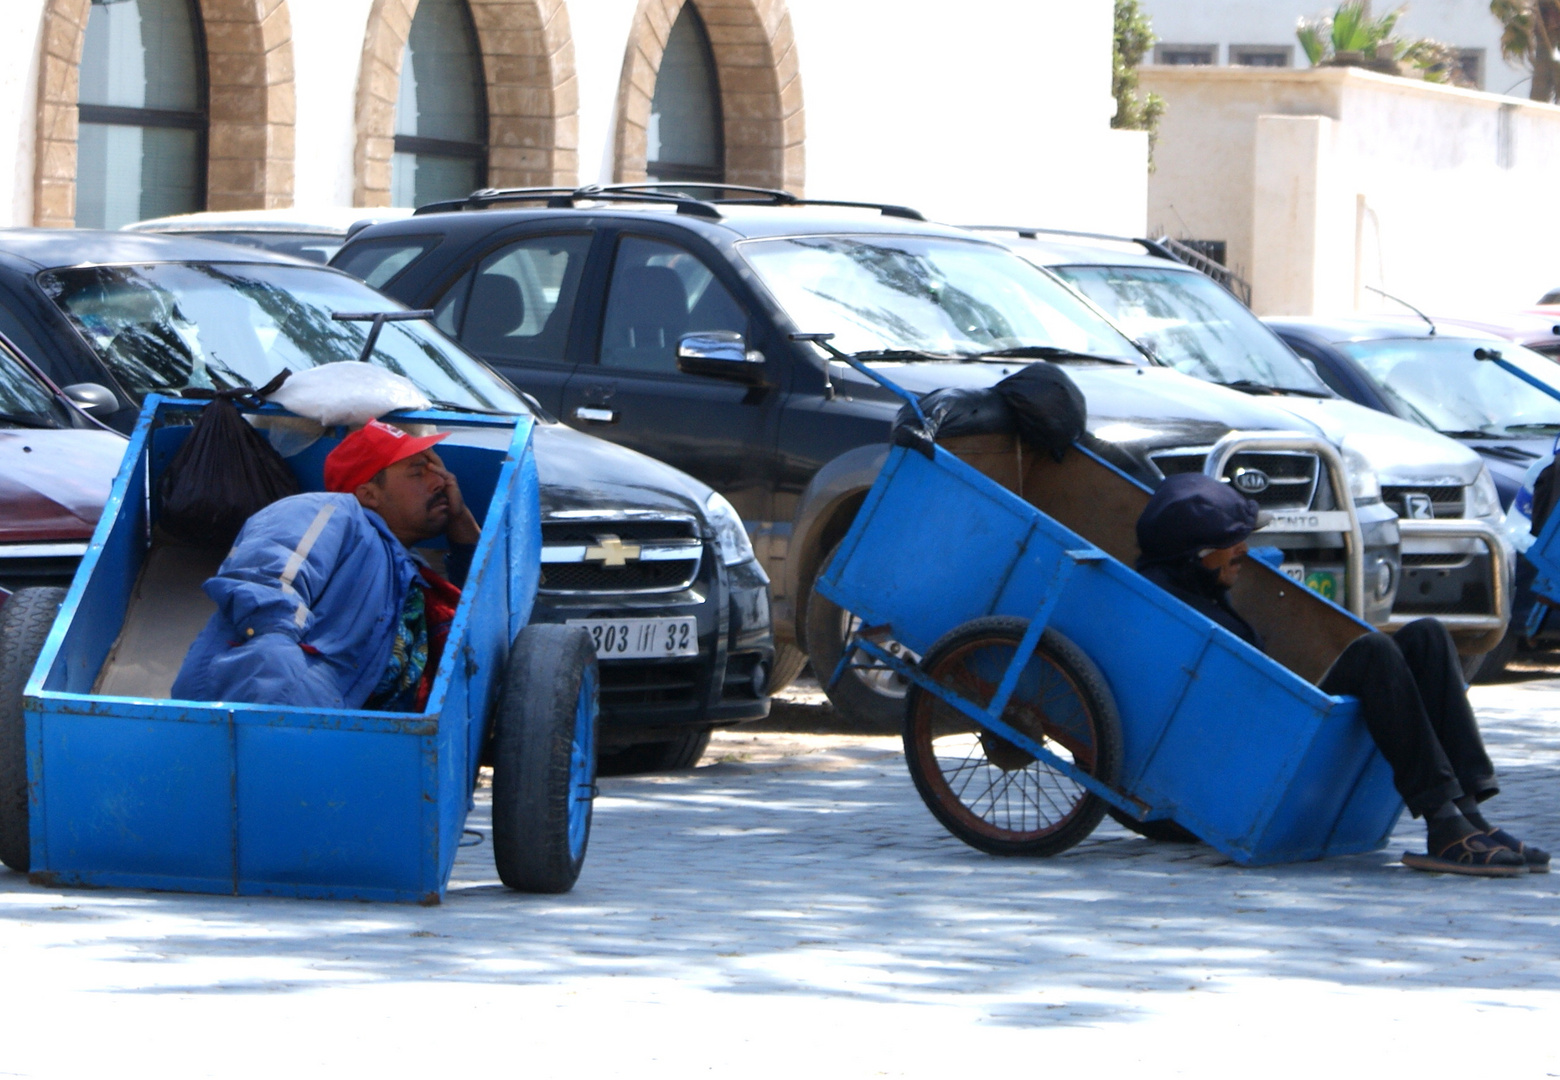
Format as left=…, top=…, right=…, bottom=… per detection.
left=158, top=389, right=300, bottom=549
left=892, top=386, right=1016, bottom=457
left=993, top=364, right=1087, bottom=462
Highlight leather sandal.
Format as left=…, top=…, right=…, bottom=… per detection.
left=1485, top=828, right=1550, bottom=873
left=1402, top=832, right=1527, bottom=877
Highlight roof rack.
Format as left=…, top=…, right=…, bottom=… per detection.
left=414, top=182, right=926, bottom=222
left=414, top=185, right=724, bottom=219
left=965, top=224, right=1254, bottom=308
left=602, top=182, right=926, bottom=221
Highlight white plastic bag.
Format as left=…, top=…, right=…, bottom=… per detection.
left=266, top=362, right=432, bottom=427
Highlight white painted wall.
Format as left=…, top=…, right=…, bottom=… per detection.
left=1, top=2, right=46, bottom=227
left=0, top=0, right=1145, bottom=234
left=1144, top=65, right=1560, bottom=314
left=1145, top=0, right=1532, bottom=97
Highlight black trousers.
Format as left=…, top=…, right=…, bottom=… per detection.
left=1319, top=618, right=1498, bottom=818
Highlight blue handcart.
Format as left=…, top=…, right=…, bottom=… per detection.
left=810, top=342, right=1404, bottom=865
left=0, top=396, right=598, bottom=902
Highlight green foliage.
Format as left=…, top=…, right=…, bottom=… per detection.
left=1112, top=0, right=1166, bottom=160
left=1295, top=2, right=1473, bottom=85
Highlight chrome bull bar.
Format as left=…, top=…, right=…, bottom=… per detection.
left=1387, top=518, right=1511, bottom=652
left=1202, top=432, right=1369, bottom=619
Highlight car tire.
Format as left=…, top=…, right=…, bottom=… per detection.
left=597, top=727, right=712, bottom=776
left=0, top=587, right=66, bottom=874
left=767, top=643, right=808, bottom=696
left=1467, top=628, right=1520, bottom=684
left=491, top=624, right=599, bottom=894
left=903, top=617, right=1121, bottom=857
left=805, top=541, right=917, bottom=733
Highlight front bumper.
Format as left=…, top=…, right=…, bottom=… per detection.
left=528, top=552, right=773, bottom=741
left=1387, top=518, right=1512, bottom=653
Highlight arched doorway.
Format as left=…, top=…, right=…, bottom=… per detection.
left=615, top=0, right=804, bottom=193
left=75, top=0, right=207, bottom=228
left=391, top=0, right=488, bottom=207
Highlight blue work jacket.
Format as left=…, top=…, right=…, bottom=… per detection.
left=171, top=492, right=419, bottom=710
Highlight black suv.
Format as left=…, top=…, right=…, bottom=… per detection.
left=0, top=229, right=772, bottom=770
left=335, top=185, right=1400, bottom=727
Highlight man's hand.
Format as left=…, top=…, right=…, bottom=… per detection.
left=428, top=450, right=481, bottom=546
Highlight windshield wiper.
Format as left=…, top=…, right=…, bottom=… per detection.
left=968, top=345, right=1132, bottom=365
left=427, top=399, right=516, bottom=417
left=1501, top=422, right=1560, bottom=433
left=851, top=348, right=966, bottom=362
left=1210, top=378, right=1331, bottom=397
left=0, top=411, right=60, bottom=429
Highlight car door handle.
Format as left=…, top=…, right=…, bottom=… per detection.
left=574, top=406, right=619, bottom=424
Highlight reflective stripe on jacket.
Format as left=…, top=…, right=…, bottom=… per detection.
left=171, top=492, right=418, bottom=709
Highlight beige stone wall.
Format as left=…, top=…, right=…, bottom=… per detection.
left=354, top=0, right=579, bottom=208
left=31, top=0, right=295, bottom=226
left=614, top=0, right=805, bottom=193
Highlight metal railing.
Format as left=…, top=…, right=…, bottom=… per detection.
left=1387, top=519, right=1511, bottom=644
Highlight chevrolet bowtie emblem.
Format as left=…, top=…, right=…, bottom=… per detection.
left=584, top=533, right=642, bottom=567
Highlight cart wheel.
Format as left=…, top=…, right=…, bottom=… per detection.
left=904, top=617, right=1121, bottom=857
left=492, top=624, right=599, bottom=893
left=0, top=587, right=66, bottom=873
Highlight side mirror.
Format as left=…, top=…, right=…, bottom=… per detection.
left=677, top=331, right=766, bottom=385
left=61, top=382, right=119, bottom=419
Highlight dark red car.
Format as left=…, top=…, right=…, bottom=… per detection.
left=0, top=334, right=126, bottom=595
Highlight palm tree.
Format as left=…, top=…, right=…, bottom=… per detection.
left=1490, top=0, right=1560, bottom=101
left=1296, top=2, right=1470, bottom=84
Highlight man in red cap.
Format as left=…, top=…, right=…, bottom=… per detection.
left=172, top=420, right=480, bottom=713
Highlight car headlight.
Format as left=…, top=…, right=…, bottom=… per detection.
left=1340, top=442, right=1380, bottom=503
left=705, top=491, right=756, bottom=567
left=1467, top=464, right=1501, bottom=521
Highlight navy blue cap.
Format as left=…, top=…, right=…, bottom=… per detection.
left=1136, top=473, right=1269, bottom=567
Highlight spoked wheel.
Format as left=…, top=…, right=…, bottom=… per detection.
left=492, top=624, right=599, bottom=893
left=904, top=617, right=1121, bottom=857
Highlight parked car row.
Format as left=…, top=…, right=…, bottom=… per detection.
left=0, top=179, right=1550, bottom=764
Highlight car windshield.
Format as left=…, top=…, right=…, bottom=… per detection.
left=738, top=235, right=1142, bottom=362
left=40, top=262, right=527, bottom=414
left=1052, top=264, right=1330, bottom=394
left=0, top=345, right=68, bottom=429
left=1341, top=337, right=1560, bottom=438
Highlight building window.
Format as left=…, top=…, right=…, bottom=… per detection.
left=647, top=3, right=724, bottom=184
left=76, top=0, right=206, bottom=229
left=391, top=0, right=487, bottom=209
left=1154, top=43, right=1217, bottom=66
left=1458, top=49, right=1485, bottom=89
left=1231, top=45, right=1293, bottom=68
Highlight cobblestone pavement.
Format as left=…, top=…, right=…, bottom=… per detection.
left=2, top=677, right=1558, bottom=1078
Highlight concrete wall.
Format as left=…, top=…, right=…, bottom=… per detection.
left=1144, top=65, right=1560, bottom=315
left=0, top=0, right=1147, bottom=234
left=1144, top=0, right=1532, bottom=96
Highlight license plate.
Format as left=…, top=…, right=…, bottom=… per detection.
left=1304, top=570, right=1339, bottom=601
left=1280, top=562, right=1306, bottom=583
left=567, top=617, right=699, bottom=659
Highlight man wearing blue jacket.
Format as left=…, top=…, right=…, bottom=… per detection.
left=172, top=419, right=479, bottom=713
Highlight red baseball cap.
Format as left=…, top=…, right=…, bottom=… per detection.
left=324, top=419, right=449, bottom=494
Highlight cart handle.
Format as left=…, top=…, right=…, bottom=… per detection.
left=791, top=332, right=927, bottom=425
left=1474, top=346, right=1560, bottom=408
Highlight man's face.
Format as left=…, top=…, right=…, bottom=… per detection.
left=355, top=451, right=449, bottom=545
left=1199, top=540, right=1248, bottom=588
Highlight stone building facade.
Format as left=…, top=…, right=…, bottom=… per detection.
left=0, top=0, right=1148, bottom=233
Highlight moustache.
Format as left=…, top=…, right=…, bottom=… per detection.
left=427, top=492, right=450, bottom=513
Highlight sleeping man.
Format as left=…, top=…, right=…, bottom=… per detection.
left=172, top=419, right=479, bottom=712
left=1135, top=472, right=1547, bottom=878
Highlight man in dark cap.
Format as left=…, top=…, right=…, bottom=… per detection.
left=1137, top=472, right=1547, bottom=877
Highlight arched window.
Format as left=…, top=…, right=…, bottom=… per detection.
left=647, top=3, right=723, bottom=184
left=391, top=0, right=488, bottom=208
left=76, top=0, right=206, bottom=229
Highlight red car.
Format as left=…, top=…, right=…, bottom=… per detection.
left=0, top=333, right=126, bottom=596
left=1434, top=310, right=1560, bottom=359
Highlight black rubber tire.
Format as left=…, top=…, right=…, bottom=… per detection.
left=491, top=623, right=599, bottom=894
left=1105, top=808, right=1200, bottom=843
left=767, top=643, right=808, bottom=696
left=596, top=726, right=713, bottom=776
left=0, top=587, right=65, bottom=873
left=806, top=541, right=916, bottom=733
left=1468, top=628, right=1520, bottom=684
left=904, top=617, right=1122, bottom=857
